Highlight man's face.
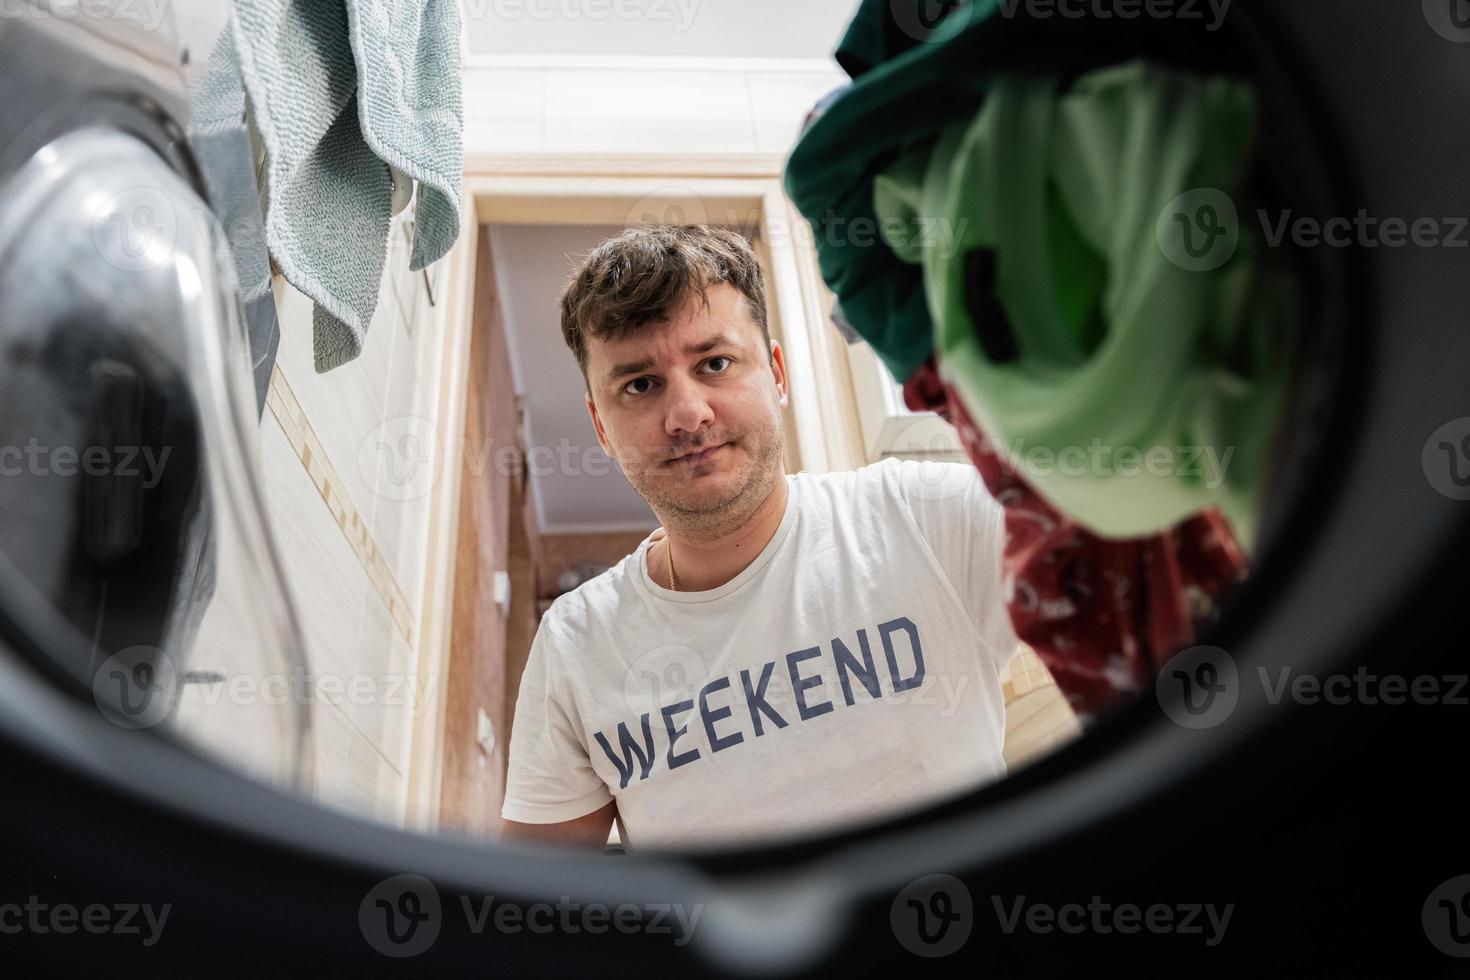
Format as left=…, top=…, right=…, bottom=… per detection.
left=585, top=284, right=789, bottom=533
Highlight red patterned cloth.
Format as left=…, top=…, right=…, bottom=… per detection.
left=902, top=356, right=1249, bottom=722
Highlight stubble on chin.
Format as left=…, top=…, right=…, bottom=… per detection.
left=637, top=432, right=782, bottom=539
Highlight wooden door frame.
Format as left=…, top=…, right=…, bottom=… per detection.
left=401, top=154, right=866, bottom=833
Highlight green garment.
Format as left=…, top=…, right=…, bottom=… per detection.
left=872, top=60, right=1295, bottom=542
left=784, top=1, right=1297, bottom=542
left=784, top=0, right=1238, bottom=384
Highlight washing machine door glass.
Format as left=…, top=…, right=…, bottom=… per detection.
left=0, top=127, right=312, bottom=790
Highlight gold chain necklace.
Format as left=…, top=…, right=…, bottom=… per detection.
left=665, top=539, right=678, bottom=592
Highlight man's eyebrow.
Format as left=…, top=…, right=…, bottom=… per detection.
left=603, top=333, right=741, bottom=386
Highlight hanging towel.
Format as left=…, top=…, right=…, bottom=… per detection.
left=873, top=61, right=1298, bottom=544
left=198, top=0, right=464, bottom=373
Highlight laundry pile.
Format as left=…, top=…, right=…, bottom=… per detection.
left=785, top=0, right=1301, bottom=722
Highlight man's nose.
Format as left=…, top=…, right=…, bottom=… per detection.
left=663, top=372, right=715, bottom=436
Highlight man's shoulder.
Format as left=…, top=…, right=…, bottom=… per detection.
left=809, top=456, right=978, bottom=503
left=537, top=549, right=643, bottom=640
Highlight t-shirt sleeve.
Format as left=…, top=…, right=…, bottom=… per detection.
left=500, top=614, right=614, bottom=825
left=886, top=457, right=1021, bottom=669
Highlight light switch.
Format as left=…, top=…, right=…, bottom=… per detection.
left=493, top=570, right=511, bottom=617
left=476, top=708, right=496, bottom=755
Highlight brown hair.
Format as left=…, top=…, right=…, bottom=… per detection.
left=560, top=225, right=771, bottom=394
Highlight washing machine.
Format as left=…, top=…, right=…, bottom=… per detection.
left=0, top=0, right=1467, bottom=976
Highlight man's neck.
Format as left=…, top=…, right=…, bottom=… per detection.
left=652, top=477, right=790, bottom=593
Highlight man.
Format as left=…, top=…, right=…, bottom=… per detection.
left=499, top=225, right=1019, bottom=851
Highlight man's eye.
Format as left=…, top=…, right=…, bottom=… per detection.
left=624, top=358, right=731, bottom=396
left=704, top=356, right=731, bottom=373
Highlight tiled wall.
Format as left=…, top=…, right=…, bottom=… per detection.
left=193, top=209, right=447, bottom=825
left=462, top=62, right=847, bottom=156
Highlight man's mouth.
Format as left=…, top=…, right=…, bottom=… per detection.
left=669, top=442, right=729, bottom=466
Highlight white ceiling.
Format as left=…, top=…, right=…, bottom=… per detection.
left=489, top=224, right=662, bottom=535
left=462, top=0, right=857, bottom=61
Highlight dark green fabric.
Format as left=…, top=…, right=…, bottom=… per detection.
left=873, top=61, right=1296, bottom=541
left=784, top=0, right=1247, bottom=384
left=784, top=0, right=1295, bottom=541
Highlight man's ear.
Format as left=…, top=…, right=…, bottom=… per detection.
left=770, top=339, right=789, bottom=407
left=587, top=391, right=611, bottom=456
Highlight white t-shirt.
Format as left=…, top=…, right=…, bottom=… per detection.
left=501, top=456, right=1020, bottom=850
